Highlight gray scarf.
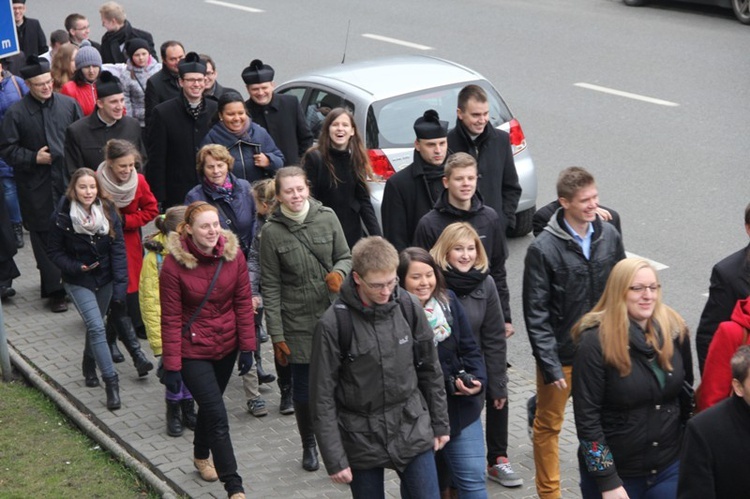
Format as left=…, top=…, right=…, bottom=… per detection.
left=96, top=161, right=137, bottom=208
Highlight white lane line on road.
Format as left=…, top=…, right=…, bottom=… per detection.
left=626, top=252, right=669, bottom=271
left=574, top=83, right=679, bottom=107
left=204, top=0, right=264, bottom=13
left=361, top=34, right=432, bottom=50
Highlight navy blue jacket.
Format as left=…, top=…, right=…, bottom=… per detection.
left=0, top=71, right=27, bottom=178
left=437, top=291, right=487, bottom=437
left=184, top=173, right=256, bottom=255
left=47, top=197, right=128, bottom=301
left=200, top=121, right=284, bottom=182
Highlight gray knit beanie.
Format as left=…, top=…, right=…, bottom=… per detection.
left=75, top=41, right=102, bottom=70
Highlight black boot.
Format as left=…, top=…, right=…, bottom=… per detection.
left=103, top=374, right=121, bottom=410
left=82, top=352, right=99, bottom=387
left=106, top=318, right=125, bottom=363
left=166, top=400, right=183, bottom=437
left=12, top=223, right=23, bottom=249
left=279, top=384, right=294, bottom=415
left=114, top=315, right=153, bottom=377
left=293, top=401, right=319, bottom=472
left=255, top=347, right=276, bottom=385
left=181, top=399, right=197, bottom=431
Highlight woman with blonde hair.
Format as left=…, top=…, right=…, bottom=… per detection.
left=572, top=258, right=693, bottom=499
left=430, top=222, right=521, bottom=489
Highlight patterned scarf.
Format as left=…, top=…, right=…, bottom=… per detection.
left=182, top=94, right=205, bottom=121
left=70, top=199, right=110, bottom=236
left=424, top=296, right=451, bottom=344
left=202, top=176, right=234, bottom=203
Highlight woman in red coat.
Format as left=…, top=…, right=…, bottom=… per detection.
left=97, top=138, right=158, bottom=374
left=160, top=201, right=255, bottom=499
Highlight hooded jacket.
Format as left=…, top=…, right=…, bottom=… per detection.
left=139, top=231, right=168, bottom=355
left=121, top=57, right=162, bottom=127
left=697, top=297, right=750, bottom=411
left=310, top=276, right=449, bottom=475
left=523, top=208, right=626, bottom=383
left=260, top=199, right=351, bottom=363
left=159, top=230, right=255, bottom=371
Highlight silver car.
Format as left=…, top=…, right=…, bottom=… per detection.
left=276, top=55, right=538, bottom=237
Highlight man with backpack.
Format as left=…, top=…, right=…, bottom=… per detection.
left=309, top=236, right=450, bottom=497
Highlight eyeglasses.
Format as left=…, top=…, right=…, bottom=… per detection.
left=181, top=77, right=205, bottom=84
left=30, top=79, right=53, bottom=88
left=628, top=284, right=661, bottom=294
left=74, top=25, right=90, bottom=31
left=360, top=276, right=400, bottom=291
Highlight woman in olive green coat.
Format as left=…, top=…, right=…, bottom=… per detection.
left=260, top=166, right=351, bottom=472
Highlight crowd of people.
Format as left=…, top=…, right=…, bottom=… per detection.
left=0, top=2, right=748, bottom=499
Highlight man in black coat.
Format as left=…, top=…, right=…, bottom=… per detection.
left=64, top=13, right=102, bottom=51
left=201, top=54, right=237, bottom=103
left=533, top=200, right=622, bottom=238
left=447, top=84, right=521, bottom=233
left=12, top=0, right=47, bottom=57
left=64, top=71, right=146, bottom=174
left=242, top=59, right=313, bottom=165
left=144, top=40, right=184, bottom=129
left=98, top=1, right=156, bottom=64
left=678, top=345, right=750, bottom=499
left=382, top=110, right=448, bottom=253
left=696, top=202, right=750, bottom=373
left=0, top=56, right=82, bottom=312
left=147, top=53, right=217, bottom=209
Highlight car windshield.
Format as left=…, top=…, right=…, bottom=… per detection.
left=367, top=81, right=512, bottom=149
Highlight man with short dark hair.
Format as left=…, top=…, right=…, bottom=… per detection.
left=678, top=345, right=750, bottom=499
left=144, top=40, right=184, bottom=128
left=64, top=13, right=101, bottom=50
left=12, top=0, right=47, bottom=57
left=448, top=84, right=521, bottom=234
left=0, top=56, right=82, bottom=313
left=200, top=54, right=236, bottom=102
left=243, top=59, right=313, bottom=165
left=98, top=1, right=156, bottom=64
left=64, top=71, right=146, bottom=173
left=382, top=109, right=449, bottom=253
left=523, top=166, right=625, bottom=499
left=147, top=52, right=218, bottom=209
left=696, top=202, right=750, bottom=374
left=310, top=236, right=449, bottom=496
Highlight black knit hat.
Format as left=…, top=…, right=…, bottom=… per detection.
left=19, top=55, right=49, bottom=80
left=414, top=110, right=448, bottom=140
left=178, top=52, right=206, bottom=77
left=125, top=38, right=150, bottom=59
left=241, top=59, right=274, bottom=85
left=95, top=71, right=123, bottom=99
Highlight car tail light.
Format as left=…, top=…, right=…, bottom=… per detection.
left=368, top=149, right=396, bottom=180
left=508, top=118, right=528, bottom=155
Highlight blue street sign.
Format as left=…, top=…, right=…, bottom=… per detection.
left=0, top=0, right=19, bottom=58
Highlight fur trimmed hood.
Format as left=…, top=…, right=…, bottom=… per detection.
left=166, top=229, right=239, bottom=269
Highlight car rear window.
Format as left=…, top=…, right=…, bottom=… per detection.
left=368, top=81, right=512, bottom=149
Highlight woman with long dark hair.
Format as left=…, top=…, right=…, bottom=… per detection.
left=302, top=107, right=381, bottom=248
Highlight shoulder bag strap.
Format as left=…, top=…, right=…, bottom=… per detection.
left=289, top=229, right=332, bottom=274
left=181, top=259, right=224, bottom=336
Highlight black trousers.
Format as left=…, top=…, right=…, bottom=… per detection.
left=29, top=230, right=64, bottom=298
left=486, top=396, right=509, bottom=465
left=181, top=351, right=243, bottom=495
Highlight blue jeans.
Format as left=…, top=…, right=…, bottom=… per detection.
left=442, top=418, right=487, bottom=498
left=580, top=459, right=679, bottom=499
left=2, top=176, right=21, bottom=224
left=350, top=449, right=440, bottom=499
left=65, top=282, right=115, bottom=378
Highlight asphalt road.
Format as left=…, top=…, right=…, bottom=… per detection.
left=35, top=0, right=750, bottom=377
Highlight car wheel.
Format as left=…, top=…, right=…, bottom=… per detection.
left=623, top=0, right=647, bottom=5
left=507, top=206, right=535, bottom=238
left=733, top=0, right=750, bottom=24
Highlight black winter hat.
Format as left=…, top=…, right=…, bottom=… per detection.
left=125, top=38, right=150, bottom=59
left=19, top=55, right=49, bottom=80
left=95, top=71, right=123, bottom=99
left=241, top=59, right=274, bottom=85
left=178, top=52, right=206, bottom=77
left=414, top=109, right=448, bottom=140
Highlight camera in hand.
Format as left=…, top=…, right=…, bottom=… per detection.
left=449, top=369, right=477, bottom=391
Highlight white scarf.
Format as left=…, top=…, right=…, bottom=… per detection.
left=70, top=199, right=110, bottom=236
left=96, top=161, right=137, bottom=208
left=424, top=297, right=452, bottom=344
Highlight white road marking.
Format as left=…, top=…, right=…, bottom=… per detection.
left=626, top=252, right=669, bottom=271
left=574, top=82, right=679, bottom=107
left=204, top=0, right=264, bottom=13
left=361, top=34, right=432, bottom=50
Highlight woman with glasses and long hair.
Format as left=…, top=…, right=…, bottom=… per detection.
left=572, top=258, right=693, bottom=499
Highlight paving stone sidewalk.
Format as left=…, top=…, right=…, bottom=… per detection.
left=3, top=239, right=581, bottom=498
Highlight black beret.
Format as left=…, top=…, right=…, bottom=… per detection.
left=125, top=38, right=150, bottom=59
left=12, top=0, right=26, bottom=4
left=414, top=109, right=448, bottom=140
left=241, top=59, right=274, bottom=85
left=19, top=55, right=49, bottom=80
left=95, top=71, right=123, bottom=99
left=178, top=52, right=206, bottom=77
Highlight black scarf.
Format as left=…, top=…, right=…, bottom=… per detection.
left=443, top=266, right=487, bottom=296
